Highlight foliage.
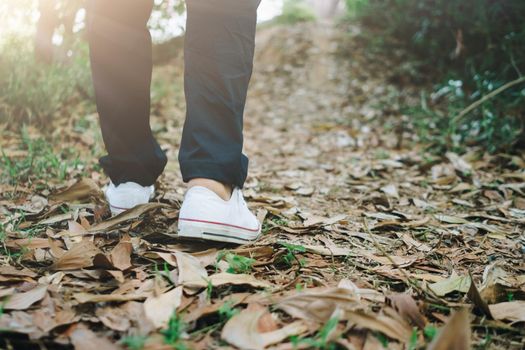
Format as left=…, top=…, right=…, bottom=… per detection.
left=276, top=0, right=316, bottom=25
left=0, top=127, right=85, bottom=185
left=217, top=251, right=255, bottom=274
left=0, top=36, right=93, bottom=127
left=346, top=0, right=525, bottom=153
left=278, top=242, right=306, bottom=268
left=120, top=335, right=148, bottom=350
left=161, top=312, right=187, bottom=349
left=291, top=316, right=339, bottom=349
left=218, top=301, right=239, bottom=321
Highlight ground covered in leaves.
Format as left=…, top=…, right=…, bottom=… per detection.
left=1, top=22, right=524, bottom=350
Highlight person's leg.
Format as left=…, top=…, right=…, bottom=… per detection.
left=87, top=0, right=166, bottom=187
left=177, top=0, right=262, bottom=243
left=179, top=0, right=261, bottom=195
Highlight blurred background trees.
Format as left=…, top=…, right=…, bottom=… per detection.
left=345, top=0, right=525, bottom=153
left=1, top=0, right=524, bottom=154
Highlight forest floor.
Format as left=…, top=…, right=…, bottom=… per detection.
left=0, top=21, right=524, bottom=349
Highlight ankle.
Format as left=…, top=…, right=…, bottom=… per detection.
left=188, top=178, right=233, bottom=201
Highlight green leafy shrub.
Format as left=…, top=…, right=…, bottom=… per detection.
left=346, top=0, right=525, bottom=153
left=0, top=36, right=93, bottom=128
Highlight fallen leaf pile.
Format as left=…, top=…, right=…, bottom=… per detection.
left=0, top=22, right=524, bottom=349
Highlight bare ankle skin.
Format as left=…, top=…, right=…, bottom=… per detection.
left=188, top=178, right=233, bottom=201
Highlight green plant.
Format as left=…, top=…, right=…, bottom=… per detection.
left=374, top=331, right=389, bottom=348
left=120, top=335, right=148, bottom=350
left=278, top=242, right=306, bottom=268
left=345, top=0, right=525, bottom=153
left=291, top=316, right=339, bottom=350
left=161, top=312, right=187, bottom=350
left=276, top=0, right=316, bottom=25
left=218, top=301, right=239, bottom=321
left=0, top=35, right=94, bottom=127
left=262, top=216, right=289, bottom=235
left=216, top=251, right=255, bottom=274
left=408, top=328, right=418, bottom=350
left=0, top=127, right=85, bottom=185
left=205, top=278, right=213, bottom=301
left=423, top=325, right=438, bottom=341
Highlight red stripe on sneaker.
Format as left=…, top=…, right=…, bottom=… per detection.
left=110, top=204, right=132, bottom=211
left=178, top=218, right=259, bottom=232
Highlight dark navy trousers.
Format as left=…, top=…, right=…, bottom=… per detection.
left=87, top=0, right=260, bottom=188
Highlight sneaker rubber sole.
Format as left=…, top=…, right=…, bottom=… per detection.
left=178, top=218, right=260, bottom=244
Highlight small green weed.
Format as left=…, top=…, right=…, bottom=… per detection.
left=217, top=251, right=255, bottom=274
left=161, top=312, right=187, bottom=350
left=291, top=316, right=339, bottom=349
left=278, top=242, right=306, bottom=268
left=374, top=332, right=389, bottom=348
left=423, top=325, right=437, bottom=341
left=218, top=301, right=239, bottom=321
left=120, top=335, right=148, bottom=350
left=408, top=328, right=418, bottom=350
left=0, top=127, right=84, bottom=185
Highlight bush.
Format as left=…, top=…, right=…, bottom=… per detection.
left=0, top=36, right=93, bottom=128
left=346, top=0, right=525, bottom=153
left=276, top=0, right=316, bottom=25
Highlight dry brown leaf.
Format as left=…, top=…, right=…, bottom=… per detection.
left=110, top=234, right=133, bottom=271
left=96, top=306, right=132, bottom=332
left=276, top=287, right=360, bottom=323
left=466, top=272, right=492, bottom=318
left=68, top=220, right=88, bottom=236
left=183, top=293, right=251, bottom=323
left=70, top=325, right=121, bottom=350
left=5, top=238, right=51, bottom=250
left=302, top=213, right=347, bottom=227
left=51, top=240, right=100, bottom=271
left=175, top=251, right=208, bottom=289
left=0, top=266, right=37, bottom=278
left=144, top=286, right=183, bottom=329
left=480, top=263, right=517, bottom=304
left=88, top=203, right=168, bottom=232
left=488, top=301, right=525, bottom=323
left=388, top=293, right=426, bottom=329
left=73, top=292, right=147, bottom=304
left=184, top=272, right=271, bottom=289
left=50, top=178, right=102, bottom=203
left=33, top=307, right=77, bottom=333
left=304, top=244, right=351, bottom=256
left=363, top=252, right=415, bottom=267
left=346, top=310, right=412, bottom=342
left=38, top=212, right=75, bottom=226
left=0, top=287, right=15, bottom=298
left=209, top=273, right=271, bottom=289
left=428, top=272, right=470, bottom=297
left=0, top=310, right=39, bottom=334
left=446, top=152, right=473, bottom=175
left=4, top=284, right=47, bottom=310
left=221, top=304, right=307, bottom=350
left=428, top=308, right=471, bottom=350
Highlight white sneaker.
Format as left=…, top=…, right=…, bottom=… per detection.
left=178, top=186, right=261, bottom=244
left=105, top=181, right=155, bottom=215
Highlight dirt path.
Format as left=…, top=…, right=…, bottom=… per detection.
left=1, top=21, right=524, bottom=349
